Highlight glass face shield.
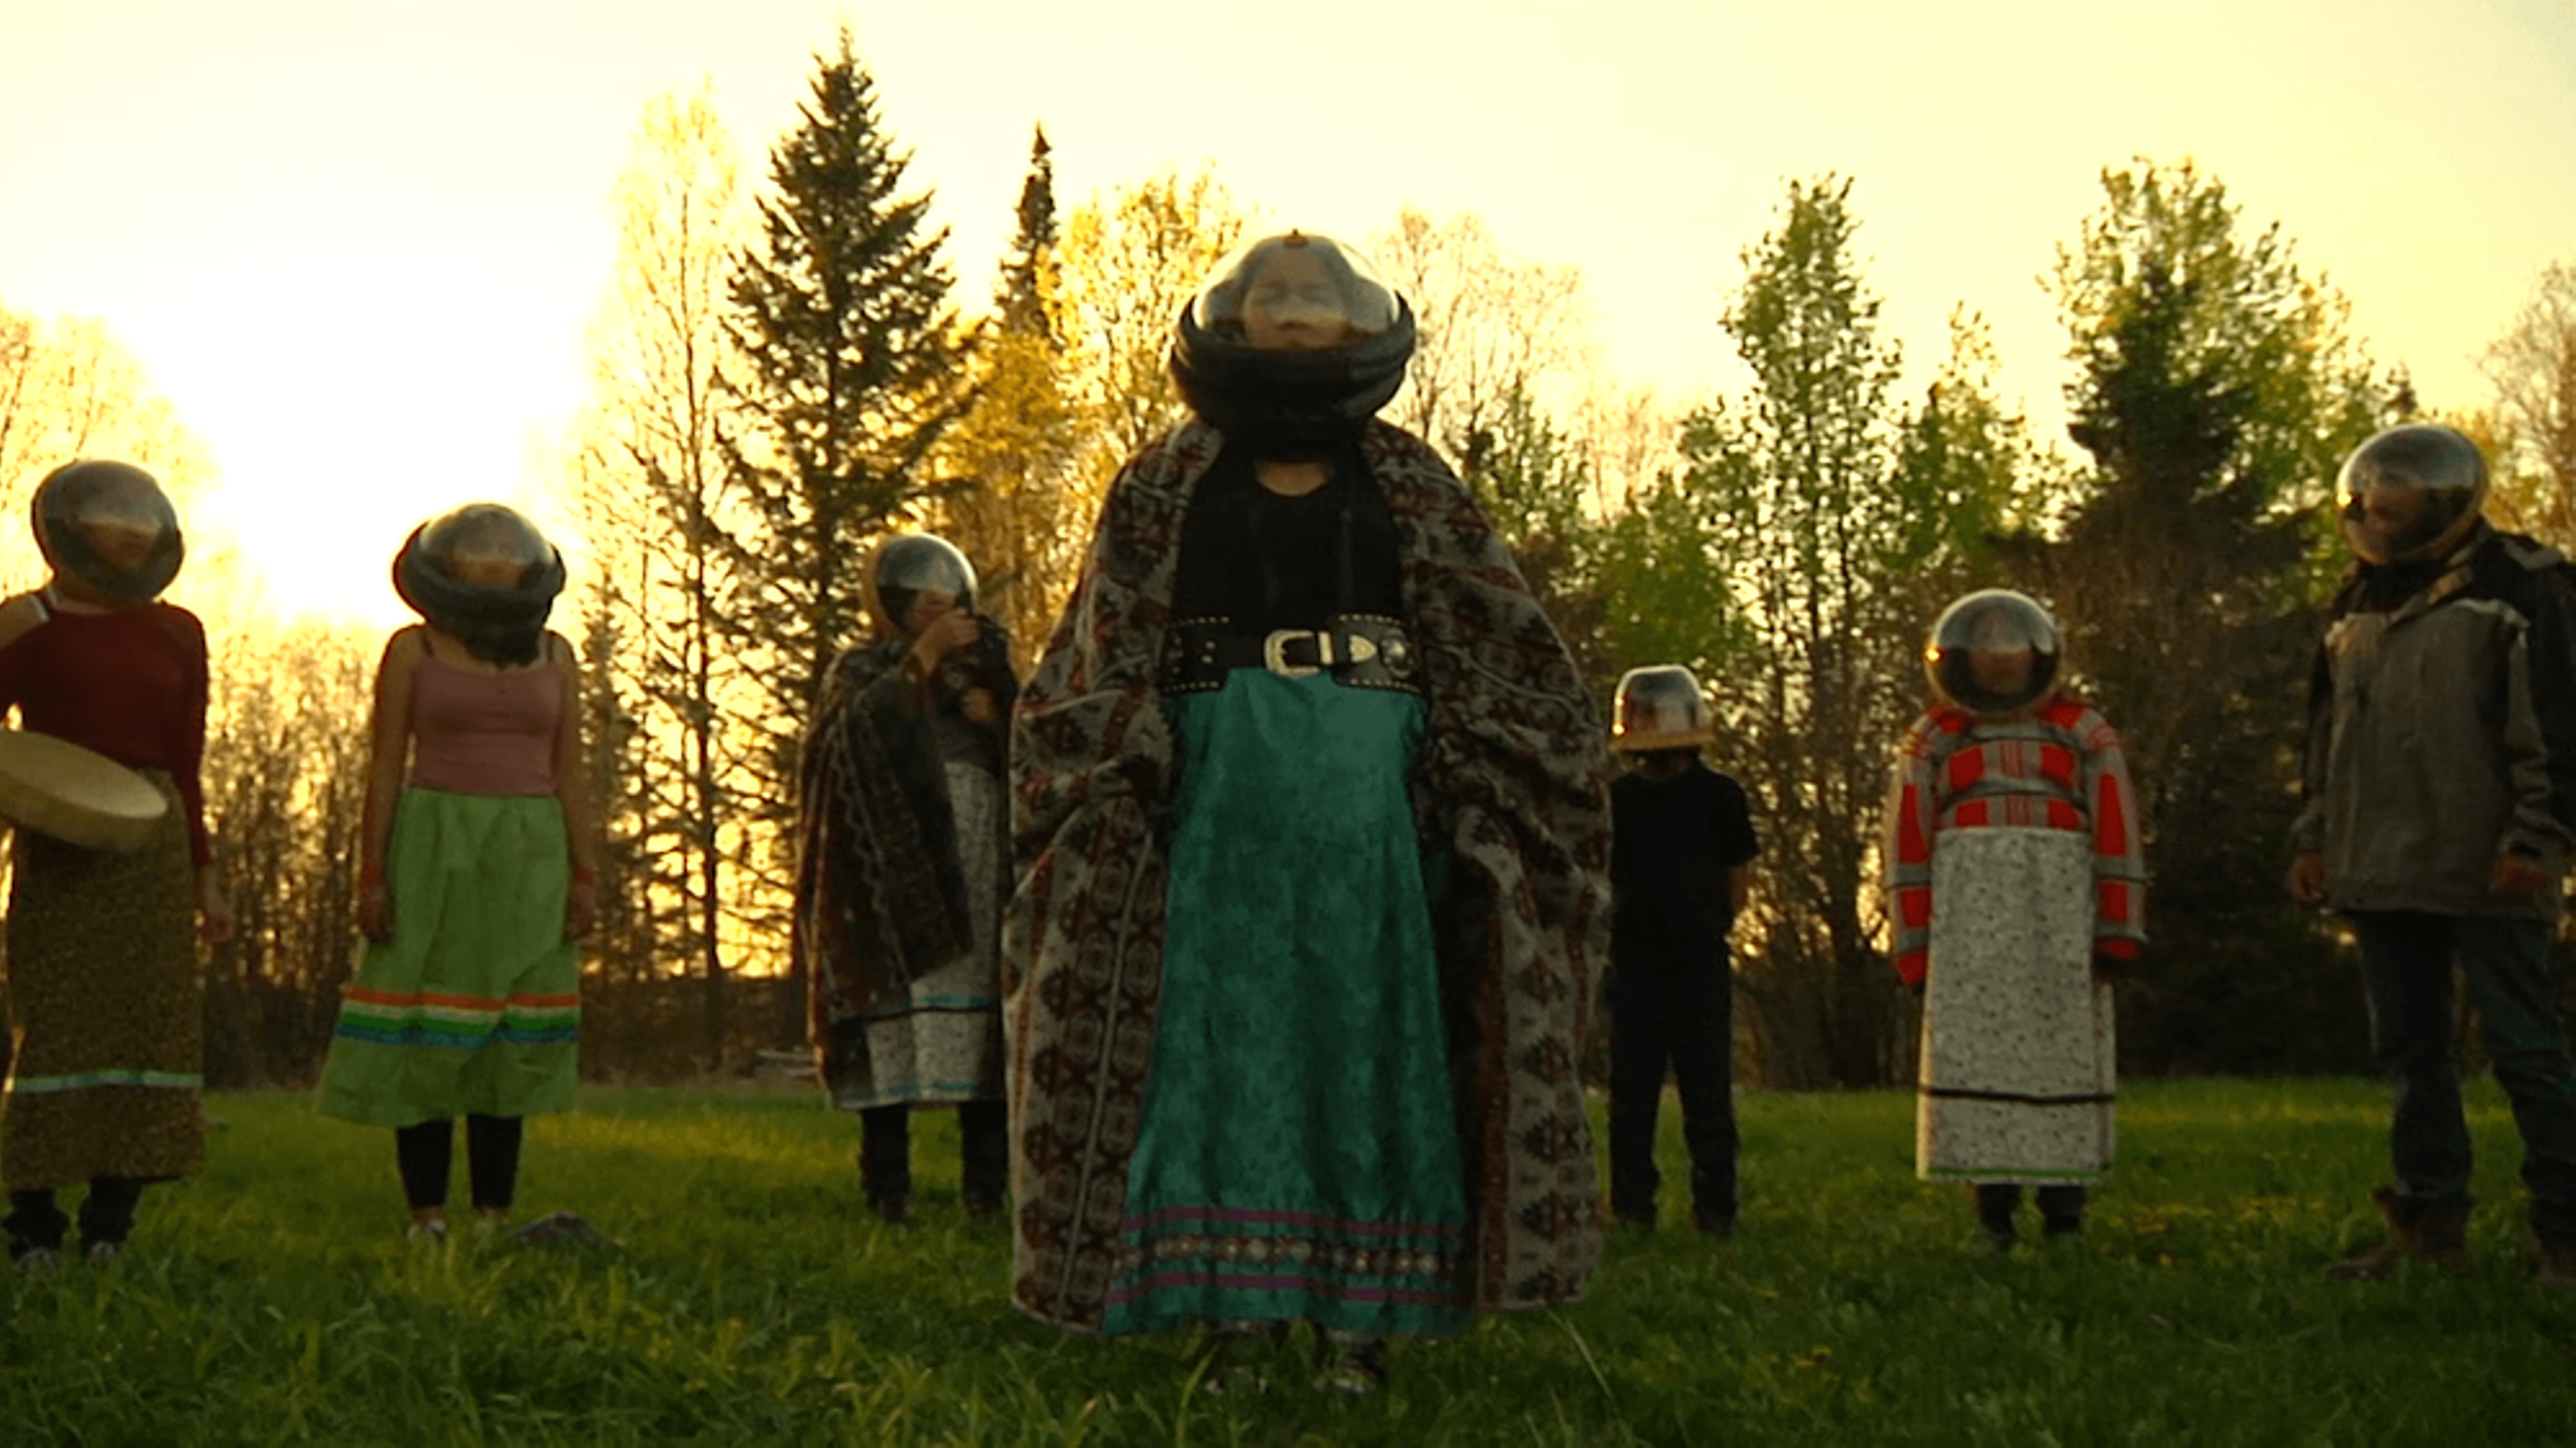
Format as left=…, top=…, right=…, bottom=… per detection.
left=1926, top=589, right=2062, bottom=717
left=2337, top=423, right=2487, bottom=566
left=1611, top=665, right=1714, bottom=752
left=33, top=459, right=184, bottom=603
left=1189, top=233, right=1401, bottom=350
left=418, top=504, right=553, bottom=590
left=871, top=532, right=977, bottom=633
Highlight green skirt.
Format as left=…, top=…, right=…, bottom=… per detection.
left=1103, top=670, right=1471, bottom=1338
left=316, top=788, right=578, bottom=1127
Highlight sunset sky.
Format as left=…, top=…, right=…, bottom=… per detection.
left=3, top=0, right=2571, bottom=620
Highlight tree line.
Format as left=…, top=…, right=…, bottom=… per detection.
left=4, top=27, right=2575, bottom=1088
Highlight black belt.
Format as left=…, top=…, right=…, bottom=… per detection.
left=1160, top=614, right=1422, bottom=695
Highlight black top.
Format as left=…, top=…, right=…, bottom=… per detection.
left=1611, top=761, right=1760, bottom=962
left=1171, top=444, right=1405, bottom=633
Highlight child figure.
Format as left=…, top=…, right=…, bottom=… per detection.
left=1884, top=590, right=2143, bottom=1247
left=0, top=460, right=231, bottom=1271
left=317, top=504, right=593, bottom=1242
left=1605, top=665, right=1758, bottom=1234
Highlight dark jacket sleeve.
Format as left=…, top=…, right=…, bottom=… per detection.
left=2510, top=556, right=2576, bottom=839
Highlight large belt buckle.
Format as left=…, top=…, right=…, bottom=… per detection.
left=1263, top=628, right=1324, bottom=678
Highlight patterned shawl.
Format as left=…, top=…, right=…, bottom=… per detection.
left=1004, top=417, right=1611, bottom=1332
left=794, top=638, right=1014, bottom=1096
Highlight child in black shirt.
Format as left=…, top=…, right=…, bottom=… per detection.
left=1607, top=666, right=1760, bottom=1233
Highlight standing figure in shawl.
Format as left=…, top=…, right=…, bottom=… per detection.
left=795, top=533, right=1014, bottom=1225
left=317, top=505, right=594, bottom=1243
left=1605, top=666, right=1759, bottom=1236
left=2291, top=424, right=2576, bottom=1284
left=1884, top=589, right=2143, bottom=1249
left=1006, top=231, right=1609, bottom=1390
left=1, top=460, right=230, bottom=1271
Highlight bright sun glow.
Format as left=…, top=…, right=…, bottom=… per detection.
left=5, top=0, right=2573, bottom=629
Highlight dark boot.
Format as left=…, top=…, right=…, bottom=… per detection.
left=2326, top=1186, right=2469, bottom=1280
left=1974, top=1184, right=2021, bottom=1250
left=1313, top=1331, right=1387, bottom=1394
left=958, top=1099, right=1008, bottom=1219
left=859, top=1104, right=912, bottom=1224
left=2037, top=1184, right=2087, bottom=1239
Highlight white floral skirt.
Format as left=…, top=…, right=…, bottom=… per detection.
left=833, top=760, right=1006, bottom=1110
left=1916, top=827, right=2114, bottom=1184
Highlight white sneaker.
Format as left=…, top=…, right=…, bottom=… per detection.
left=13, top=1247, right=62, bottom=1276
left=83, top=1241, right=123, bottom=1266
left=407, top=1219, right=449, bottom=1245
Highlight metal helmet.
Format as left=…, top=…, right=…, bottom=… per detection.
left=1611, top=665, right=1714, bottom=753
left=1168, top=231, right=1417, bottom=455
left=1925, top=589, right=2062, bottom=718
left=391, top=503, right=566, bottom=666
left=868, top=532, right=977, bottom=637
left=2336, top=423, right=2488, bottom=566
left=32, top=459, right=185, bottom=604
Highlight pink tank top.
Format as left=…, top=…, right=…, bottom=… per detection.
left=408, top=652, right=562, bottom=796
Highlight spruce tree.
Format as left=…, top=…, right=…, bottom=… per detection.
left=721, top=28, right=975, bottom=1042
left=932, top=124, right=1079, bottom=654
left=999, top=125, right=1058, bottom=343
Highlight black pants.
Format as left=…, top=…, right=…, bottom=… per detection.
left=5, top=1176, right=148, bottom=1254
left=1976, top=1182, right=2088, bottom=1233
left=2348, top=911, right=2576, bottom=1223
left=394, top=1115, right=525, bottom=1212
left=1608, top=958, right=1737, bottom=1228
left=861, top=1099, right=1008, bottom=1207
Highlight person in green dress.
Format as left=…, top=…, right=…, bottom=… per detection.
left=316, top=504, right=594, bottom=1243
left=1006, top=233, right=1610, bottom=1390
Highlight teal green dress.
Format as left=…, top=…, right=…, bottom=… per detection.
left=1102, top=668, right=1471, bottom=1337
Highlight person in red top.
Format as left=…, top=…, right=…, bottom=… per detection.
left=0, top=460, right=232, bottom=1272
left=1883, top=589, right=2143, bottom=1247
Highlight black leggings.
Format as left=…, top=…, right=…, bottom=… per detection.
left=394, top=1115, right=525, bottom=1212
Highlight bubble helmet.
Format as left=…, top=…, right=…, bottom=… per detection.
left=2335, top=423, right=2489, bottom=566
left=1925, top=589, right=2062, bottom=719
left=867, top=531, right=978, bottom=638
left=32, top=459, right=185, bottom=605
left=1611, top=665, right=1715, bottom=754
left=1167, top=231, right=1417, bottom=457
left=391, top=503, right=566, bottom=666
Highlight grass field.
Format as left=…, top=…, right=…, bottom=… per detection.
left=7, top=1078, right=2576, bottom=1445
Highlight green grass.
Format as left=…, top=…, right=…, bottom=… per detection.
left=7, top=1079, right=2576, bottom=1445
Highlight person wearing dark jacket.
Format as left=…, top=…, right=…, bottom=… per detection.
left=2290, top=422, right=2576, bottom=1285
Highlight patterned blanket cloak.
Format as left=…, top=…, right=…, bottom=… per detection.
left=795, top=637, right=1016, bottom=1096
left=1004, top=417, right=1611, bottom=1333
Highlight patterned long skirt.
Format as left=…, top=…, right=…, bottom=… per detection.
left=1102, top=670, right=1471, bottom=1339
left=2, top=772, right=204, bottom=1189
left=1916, top=826, right=2115, bottom=1184
left=316, top=789, right=579, bottom=1127
left=828, top=759, right=1006, bottom=1110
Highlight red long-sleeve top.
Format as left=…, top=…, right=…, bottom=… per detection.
left=1883, top=696, right=2144, bottom=987
left=0, top=595, right=213, bottom=866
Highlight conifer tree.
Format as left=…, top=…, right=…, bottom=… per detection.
left=2026, top=159, right=2379, bottom=1072
left=932, top=125, right=1080, bottom=653
left=721, top=28, right=977, bottom=1043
